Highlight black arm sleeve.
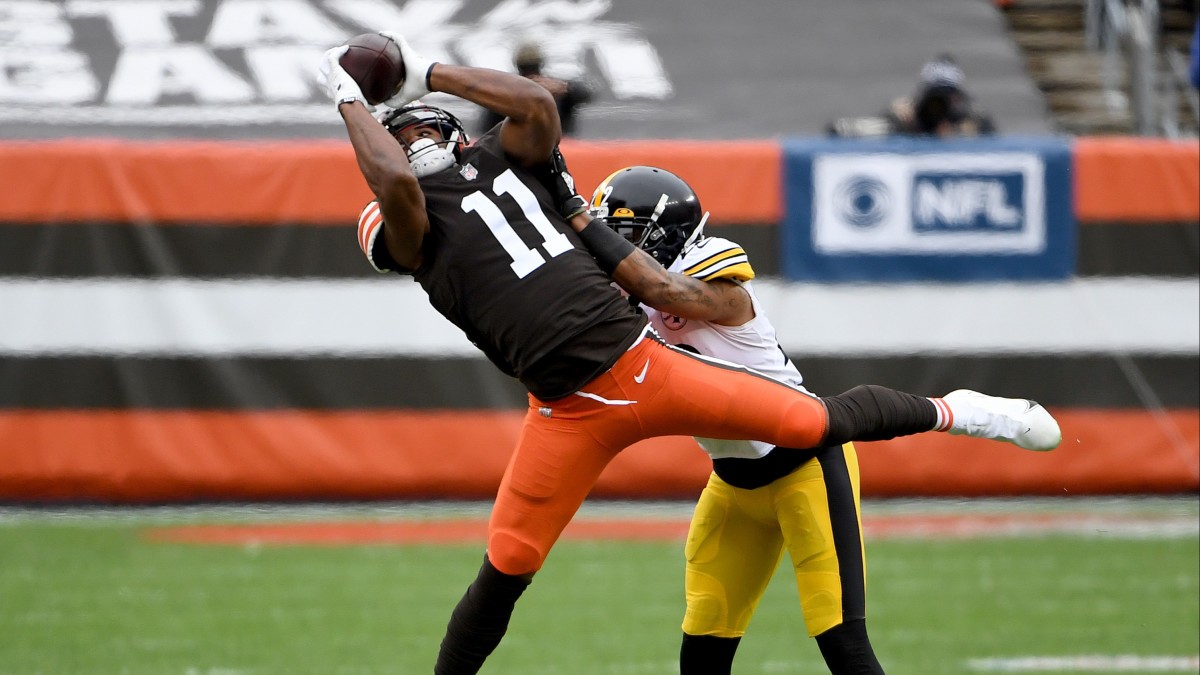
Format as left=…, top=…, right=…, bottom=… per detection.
left=575, top=218, right=636, bottom=274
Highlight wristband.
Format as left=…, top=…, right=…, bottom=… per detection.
left=424, top=62, right=437, bottom=91
left=576, top=218, right=636, bottom=274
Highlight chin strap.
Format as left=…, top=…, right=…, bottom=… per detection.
left=688, top=212, right=709, bottom=245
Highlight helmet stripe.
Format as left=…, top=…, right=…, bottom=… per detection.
left=591, top=169, right=625, bottom=208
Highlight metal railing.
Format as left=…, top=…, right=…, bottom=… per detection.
left=1084, top=0, right=1198, bottom=137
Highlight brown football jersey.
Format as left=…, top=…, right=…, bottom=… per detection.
left=405, top=131, right=646, bottom=400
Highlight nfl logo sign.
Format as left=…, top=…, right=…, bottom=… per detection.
left=459, top=163, right=478, bottom=181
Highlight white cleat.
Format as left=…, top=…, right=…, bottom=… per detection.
left=942, top=389, right=1062, bottom=451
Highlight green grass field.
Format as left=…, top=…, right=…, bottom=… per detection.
left=0, top=498, right=1196, bottom=674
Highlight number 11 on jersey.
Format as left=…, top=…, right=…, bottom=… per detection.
left=461, top=169, right=574, bottom=278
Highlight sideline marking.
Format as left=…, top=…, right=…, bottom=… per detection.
left=967, top=655, right=1200, bottom=671
left=143, top=512, right=1199, bottom=546
left=145, top=519, right=683, bottom=545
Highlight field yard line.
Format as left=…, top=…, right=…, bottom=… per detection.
left=967, top=655, right=1200, bottom=671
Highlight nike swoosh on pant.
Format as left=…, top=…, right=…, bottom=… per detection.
left=633, top=359, right=650, bottom=384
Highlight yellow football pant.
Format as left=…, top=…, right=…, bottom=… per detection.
left=682, top=443, right=865, bottom=638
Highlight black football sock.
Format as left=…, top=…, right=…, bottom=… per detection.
left=815, top=619, right=885, bottom=674
left=434, top=554, right=533, bottom=675
left=679, top=633, right=740, bottom=674
left=821, top=384, right=939, bottom=445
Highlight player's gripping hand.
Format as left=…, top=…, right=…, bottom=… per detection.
left=379, top=31, right=436, bottom=107
left=543, top=147, right=590, bottom=220
left=317, top=45, right=373, bottom=111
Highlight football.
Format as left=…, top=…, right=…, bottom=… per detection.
left=338, top=33, right=405, bottom=105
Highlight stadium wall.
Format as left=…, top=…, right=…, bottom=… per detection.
left=0, top=137, right=1196, bottom=502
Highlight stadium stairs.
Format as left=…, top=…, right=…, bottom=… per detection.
left=999, top=0, right=1198, bottom=135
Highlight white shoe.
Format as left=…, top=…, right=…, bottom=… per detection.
left=942, top=389, right=1061, bottom=451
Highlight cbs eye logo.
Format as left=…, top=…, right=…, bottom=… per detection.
left=835, top=176, right=891, bottom=229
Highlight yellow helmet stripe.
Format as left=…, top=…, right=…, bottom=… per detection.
left=591, top=168, right=627, bottom=208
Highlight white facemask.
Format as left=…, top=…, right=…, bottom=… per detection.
left=406, top=137, right=456, bottom=178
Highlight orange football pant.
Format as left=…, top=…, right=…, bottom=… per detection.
left=487, top=334, right=829, bottom=576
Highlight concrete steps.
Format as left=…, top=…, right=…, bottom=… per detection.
left=1000, top=0, right=1197, bottom=135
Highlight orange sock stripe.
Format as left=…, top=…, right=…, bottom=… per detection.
left=931, top=398, right=953, bottom=431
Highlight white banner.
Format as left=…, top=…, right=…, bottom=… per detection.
left=812, top=152, right=1047, bottom=255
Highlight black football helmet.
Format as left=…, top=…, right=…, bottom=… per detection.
left=379, top=103, right=470, bottom=176
left=589, top=166, right=709, bottom=267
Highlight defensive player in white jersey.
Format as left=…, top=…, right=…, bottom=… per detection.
left=583, top=165, right=885, bottom=673
left=555, top=163, right=1056, bottom=674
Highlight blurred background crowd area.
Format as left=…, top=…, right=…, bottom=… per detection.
left=0, top=0, right=1196, bottom=505
left=0, top=0, right=1196, bottom=140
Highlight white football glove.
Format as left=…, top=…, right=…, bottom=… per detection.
left=317, top=45, right=373, bottom=112
left=378, top=31, right=436, bottom=107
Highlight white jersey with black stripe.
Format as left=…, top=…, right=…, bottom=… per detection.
left=642, top=236, right=812, bottom=459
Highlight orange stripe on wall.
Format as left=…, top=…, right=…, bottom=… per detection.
left=0, top=408, right=1195, bottom=502
left=4, top=137, right=1191, bottom=226
left=0, top=139, right=373, bottom=225
left=854, top=408, right=1200, bottom=496
left=1074, top=137, right=1200, bottom=223
left=558, top=139, right=782, bottom=224
left=0, top=410, right=523, bottom=502
left=0, top=139, right=778, bottom=226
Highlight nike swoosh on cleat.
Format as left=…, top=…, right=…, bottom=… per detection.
left=633, top=359, right=650, bottom=384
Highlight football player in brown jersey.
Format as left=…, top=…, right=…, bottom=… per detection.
left=318, top=32, right=1061, bottom=674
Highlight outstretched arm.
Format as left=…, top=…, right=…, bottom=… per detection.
left=428, top=64, right=560, bottom=168
left=320, top=47, right=428, bottom=271
left=568, top=212, right=754, bottom=326
left=340, top=102, right=428, bottom=271
left=323, top=34, right=562, bottom=272
left=541, top=148, right=753, bottom=326
left=381, top=31, right=560, bottom=167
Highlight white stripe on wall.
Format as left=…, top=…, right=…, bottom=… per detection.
left=1, top=277, right=1195, bottom=356
left=754, top=277, right=1199, bottom=356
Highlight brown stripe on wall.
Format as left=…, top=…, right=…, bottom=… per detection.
left=3, top=354, right=1195, bottom=410
left=1, top=221, right=1193, bottom=279
left=0, top=356, right=529, bottom=410
left=0, top=222, right=777, bottom=279
left=0, top=222, right=367, bottom=279
left=1074, top=221, right=1199, bottom=277
left=0, top=408, right=1195, bottom=503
